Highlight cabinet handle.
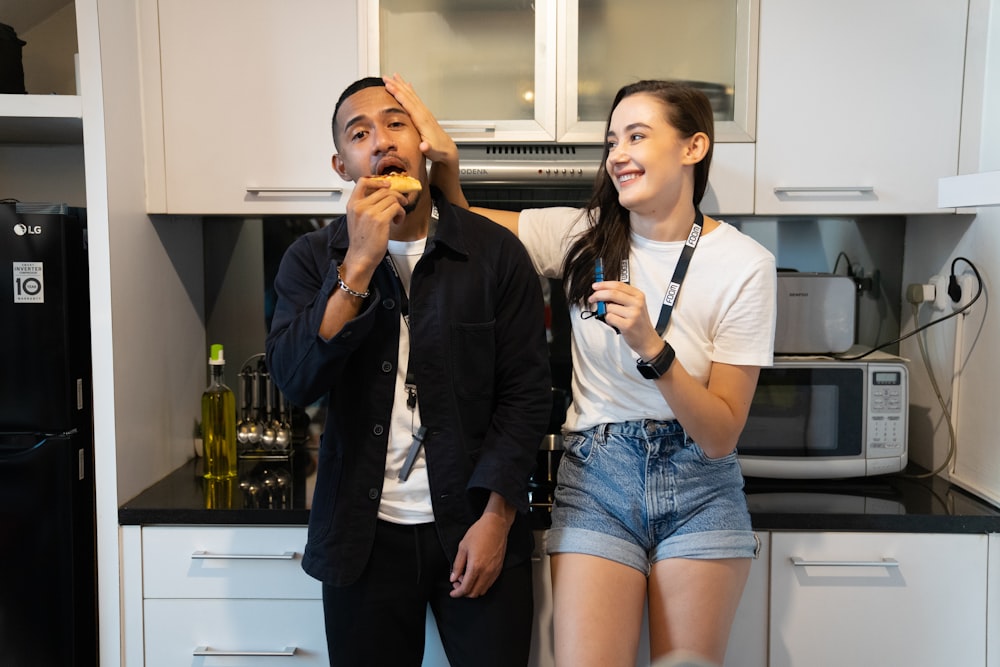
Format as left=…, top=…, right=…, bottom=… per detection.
left=773, top=186, right=875, bottom=194
left=246, top=186, right=345, bottom=195
left=790, top=556, right=899, bottom=568
left=440, top=123, right=497, bottom=134
left=193, top=645, right=297, bottom=656
left=191, top=550, right=296, bottom=560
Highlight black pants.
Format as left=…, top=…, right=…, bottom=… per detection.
left=322, top=520, right=533, bottom=667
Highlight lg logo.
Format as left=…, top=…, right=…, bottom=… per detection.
left=13, top=223, right=42, bottom=236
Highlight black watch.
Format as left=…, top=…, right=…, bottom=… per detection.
left=636, top=342, right=675, bottom=380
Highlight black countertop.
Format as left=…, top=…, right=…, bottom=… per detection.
left=119, top=445, right=1000, bottom=533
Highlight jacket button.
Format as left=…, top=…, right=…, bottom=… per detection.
left=382, top=298, right=395, bottom=309
left=368, top=488, right=379, bottom=500
left=372, top=424, right=384, bottom=436
left=381, top=361, right=393, bottom=373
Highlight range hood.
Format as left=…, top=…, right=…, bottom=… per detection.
left=938, top=171, right=1000, bottom=208
left=457, top=144, right=605, bottom=186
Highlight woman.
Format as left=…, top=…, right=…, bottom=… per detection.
left=387, top=75, right=776, bottom=667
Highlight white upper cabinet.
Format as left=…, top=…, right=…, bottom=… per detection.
left=361, top=0, right=758, bottom=144
left=754, top=0, right=969, bottom=215
left=141, top=0, right=359, bottom=215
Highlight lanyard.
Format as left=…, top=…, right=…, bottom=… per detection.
left=384, top=204, right=439, bottom=330
left=652, top=208, right=703, bottom=336
left=384, top=204, right=438, bottom=481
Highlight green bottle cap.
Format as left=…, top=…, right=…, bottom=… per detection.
left=209, top=343, right=225, bottom=365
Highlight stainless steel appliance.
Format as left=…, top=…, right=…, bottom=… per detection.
left=458, top=143, right=603, bottom=211
left=737, top=355, right=908, bottom=479
left=774, top=272, right=856, bottom=354
left=0, top=202, right=97, bottom=666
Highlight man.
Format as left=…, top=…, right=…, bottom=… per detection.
left=265, top=76, right=550, bottom=667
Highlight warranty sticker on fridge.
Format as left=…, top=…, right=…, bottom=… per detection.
left=12, top=260, right=44, bottom=303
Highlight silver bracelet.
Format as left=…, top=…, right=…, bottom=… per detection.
left=336, top=267, right=370, bottom=299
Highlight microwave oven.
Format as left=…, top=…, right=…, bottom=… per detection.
left=737, top=356, right=908, bottom=479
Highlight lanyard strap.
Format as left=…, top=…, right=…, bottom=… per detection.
left=383, top=205, right=439, bottom=482
left=652, top=208, right=703, bottom=336
left=384, top=204, right=439, bottom=327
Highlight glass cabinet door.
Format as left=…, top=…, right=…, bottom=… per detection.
left=560, top=0, right=757, bottom=143
left=365, top=0, right=558, bottom=141
left=362, top=0, right=757, bottom=143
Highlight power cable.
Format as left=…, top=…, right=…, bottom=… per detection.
left=835, top=257, right=983, bottom=361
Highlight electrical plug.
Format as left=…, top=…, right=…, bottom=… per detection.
left=929, top=275, right=949, bottom=311
left=905, top=283, right=934, bottom=304
left=948, top=274, right=962, bottom=303
left=950, top=272, right=977, bottom=312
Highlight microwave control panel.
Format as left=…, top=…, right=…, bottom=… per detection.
left=866, top=364, right=908, bottom=452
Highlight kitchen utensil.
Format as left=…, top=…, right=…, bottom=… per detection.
left=259, top=467, right=277, bottom=508
left=273, top=467, right=291, bottom=507
left=260, top=371, right=277, bottom=450
left=236, top=368, right=252, bottom=447
left=246, top=370, right=262, bottom=446
left=274, top=389, right=292, bottom=450
left=245, top=480, right=261, bottom=509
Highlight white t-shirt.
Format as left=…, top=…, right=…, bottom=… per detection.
left=519, top=207, right=777, bottom=432
left=378, top=237, right=434, bottom=524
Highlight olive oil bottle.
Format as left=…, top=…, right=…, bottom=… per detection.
left=201, top=344, right=237, bottom=479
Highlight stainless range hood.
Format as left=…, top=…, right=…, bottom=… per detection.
left=457, top=144, right=605, bottom=186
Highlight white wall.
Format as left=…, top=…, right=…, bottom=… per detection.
left=901, top=0, right=1000, bottom=504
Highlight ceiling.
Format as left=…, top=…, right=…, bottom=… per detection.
left=0, top=0, right=73, bottom=33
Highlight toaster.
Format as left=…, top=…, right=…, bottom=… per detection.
left=774, top=272, right=856, bottom=354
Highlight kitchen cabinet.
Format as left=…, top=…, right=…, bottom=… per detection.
left=122, top=524, right=516, bottom=666
left=754, top=0, right=969, bottom=215
left=769, top=531, right=989, bottom=666
left=362, top=0, right=758, bottom=144
left=139, top=0, right=359, bottom=215
left=123, top=525, right=329, bottom=665
left=703, top=142, right=756, bottom=216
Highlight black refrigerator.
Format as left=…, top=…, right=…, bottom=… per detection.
left=0, top=202, right=97, bottom=666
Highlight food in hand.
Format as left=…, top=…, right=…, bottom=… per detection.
left=373, top=172, right=422, bottom=193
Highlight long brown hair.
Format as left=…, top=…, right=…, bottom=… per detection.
left=562, top=80, right=715, bottom=308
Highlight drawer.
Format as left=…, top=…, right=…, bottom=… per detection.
left=144, top=599, right=327, bottom=666
left=142, top=526, right=320, bottom=599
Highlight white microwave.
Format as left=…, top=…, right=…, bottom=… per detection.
left=737, top=356, right=908, bottom=479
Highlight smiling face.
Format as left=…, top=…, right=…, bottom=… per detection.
left=331, top=85, right=427, bottom=204
left=604, top=92, right=708, bottom=217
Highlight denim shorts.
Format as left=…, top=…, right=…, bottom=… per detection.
left=547, top=419, right=759, bottom=574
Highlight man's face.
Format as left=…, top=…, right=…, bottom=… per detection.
left=332, top=86, right=427, bottom=200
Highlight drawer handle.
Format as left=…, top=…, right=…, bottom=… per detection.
left=246, top=186, right=345, bottom=195
left=790, top=556, right=899, bottom=568
left=191, top=550, right=296, bottom=560
left=773, top=186, right=875, bottom=194
left=194, top=645, right=297, bottom=656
